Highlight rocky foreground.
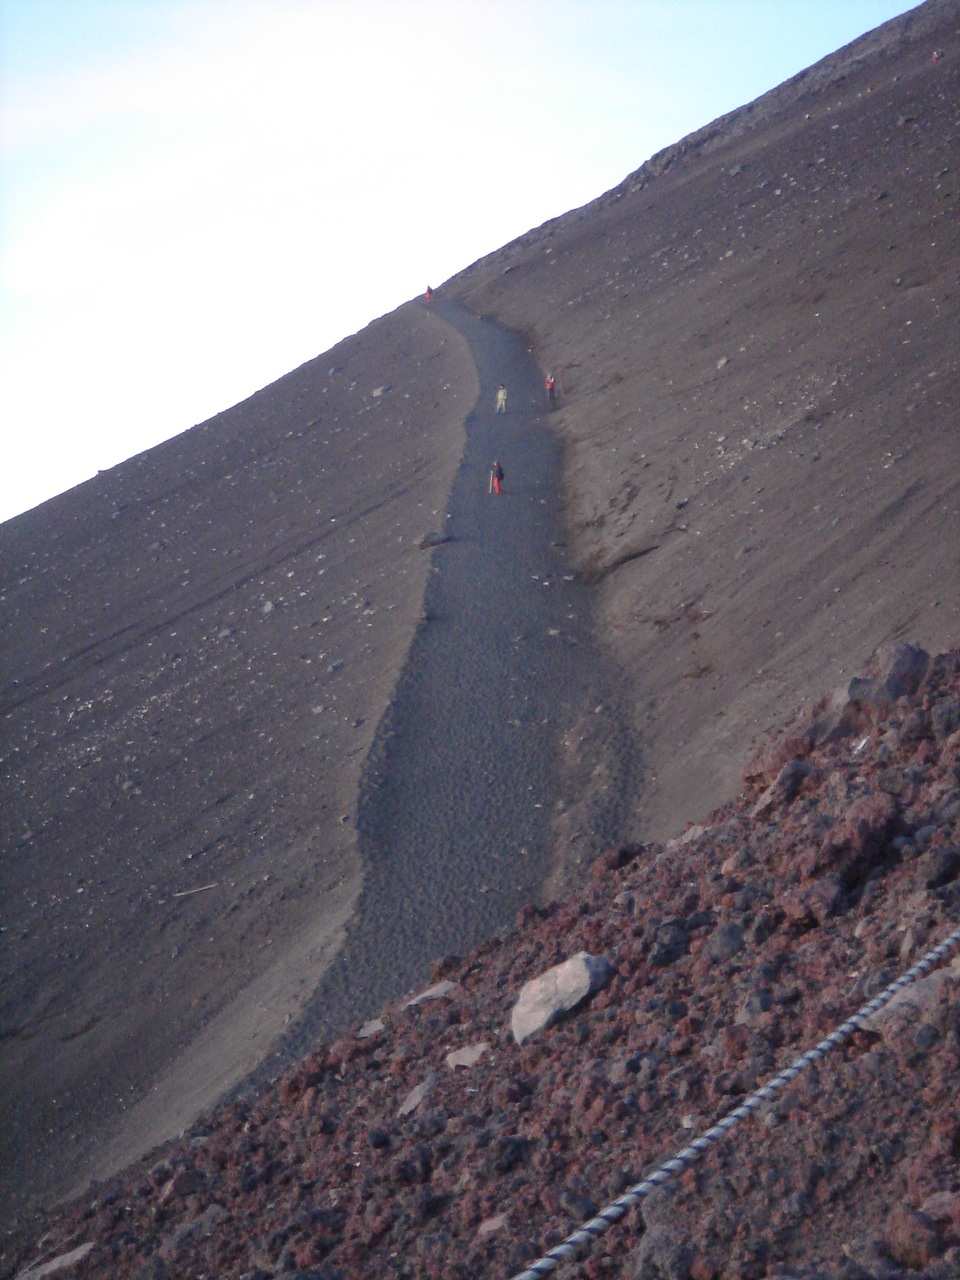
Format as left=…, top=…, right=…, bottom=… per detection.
left=7, top=641, right=960, bottom=1279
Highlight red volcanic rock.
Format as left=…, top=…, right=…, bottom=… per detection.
left=750, top=758, right=813, bottom=820
left=922, top=1189, right=960, bottom=1223
left=591, top=844, right=646, bottom=878
left=816, top=791, right=900, bottom=885
left=158, top=1165, right=205, bottom=1202
left=884, top=1205, right=945, bottom=1270
left=781, top=875, right=844, bottom=927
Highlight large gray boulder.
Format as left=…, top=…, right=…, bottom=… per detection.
left=510, top=951, right=612, bottom=1045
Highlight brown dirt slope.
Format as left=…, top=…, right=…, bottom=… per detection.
left=0, top=303, right=475, bottom=1221
left=443, top=0, right=959, bottom=841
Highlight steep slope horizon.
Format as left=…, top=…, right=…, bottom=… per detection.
left=2, top=0, right=956, bottom=1242
left=444, top=0, right=958, bottom=842
left=0, top=307, right=479, bottom=1221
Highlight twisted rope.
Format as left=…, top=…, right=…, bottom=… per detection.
left=510, top=920, right=960, bottom=1280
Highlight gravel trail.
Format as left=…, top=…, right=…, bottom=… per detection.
left=260, top=300, right=640, bottom=1066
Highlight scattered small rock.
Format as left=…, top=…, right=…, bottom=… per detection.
left=403, top=979, right=457, bottom=1008
left=477, top=1212, right=509, bottom=1238
left=398, top=1072, right=438, bottom=1117
left=445, top=1042, right=489, bottom=1069
left=14, top=1244, right=96, bottom=1280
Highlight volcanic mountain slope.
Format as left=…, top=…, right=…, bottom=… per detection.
left=444, top=0, right=959, bottom=842
left=0, top=306, right=476, bottom=1220
left=6, top=644, right=960, bottom=1279
left=2, top=0, right=958, bottom=1256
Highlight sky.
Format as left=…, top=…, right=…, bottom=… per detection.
left=0, top=0, right=920, bottom=524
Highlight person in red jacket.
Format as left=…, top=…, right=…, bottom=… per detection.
left=489, top=460, right=504, bottom=495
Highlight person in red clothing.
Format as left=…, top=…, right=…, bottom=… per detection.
left=424, top=285, right=432, bottom=303
left=489, top=460, right=504, bottom=495
left=545, top=373, right=556, bottom=406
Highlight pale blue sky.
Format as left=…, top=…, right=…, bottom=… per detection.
left=0, top=1, right=919, bottom=522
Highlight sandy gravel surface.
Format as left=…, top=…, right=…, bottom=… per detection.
left=444, top=0, right=959, bottom=841
left=0, top=303, right=475, bottom=1220
left=262, top=300, right=641, bottom=1070
left=0, top=295, right=640, bottom=1228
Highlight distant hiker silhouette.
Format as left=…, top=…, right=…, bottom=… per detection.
left=545, top=373, right=556, bottom=406
left=424, top=285, right=432, bottom=303
left=489, top=460, right=504, bottom=495
left=495, top=384, right=507, bottom=414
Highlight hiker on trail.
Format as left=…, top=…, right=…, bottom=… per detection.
left=489, top=460, right=504, bottom=495
left=424, top=285, right=432, bottom=303
left=495, top=383, right=507, bottom=414
left=545, top=373, right=556, bottom=406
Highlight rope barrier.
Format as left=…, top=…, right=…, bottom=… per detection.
left=509, top=920, right=960, bottom=1280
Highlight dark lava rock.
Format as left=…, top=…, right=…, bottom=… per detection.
left=649, top=923, right=690, bottom=967
left=921, top=846, right=960, bottom=890
left=704, top=921, right=746, bottom=961
left=931, top=699, right=960, bottom=742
